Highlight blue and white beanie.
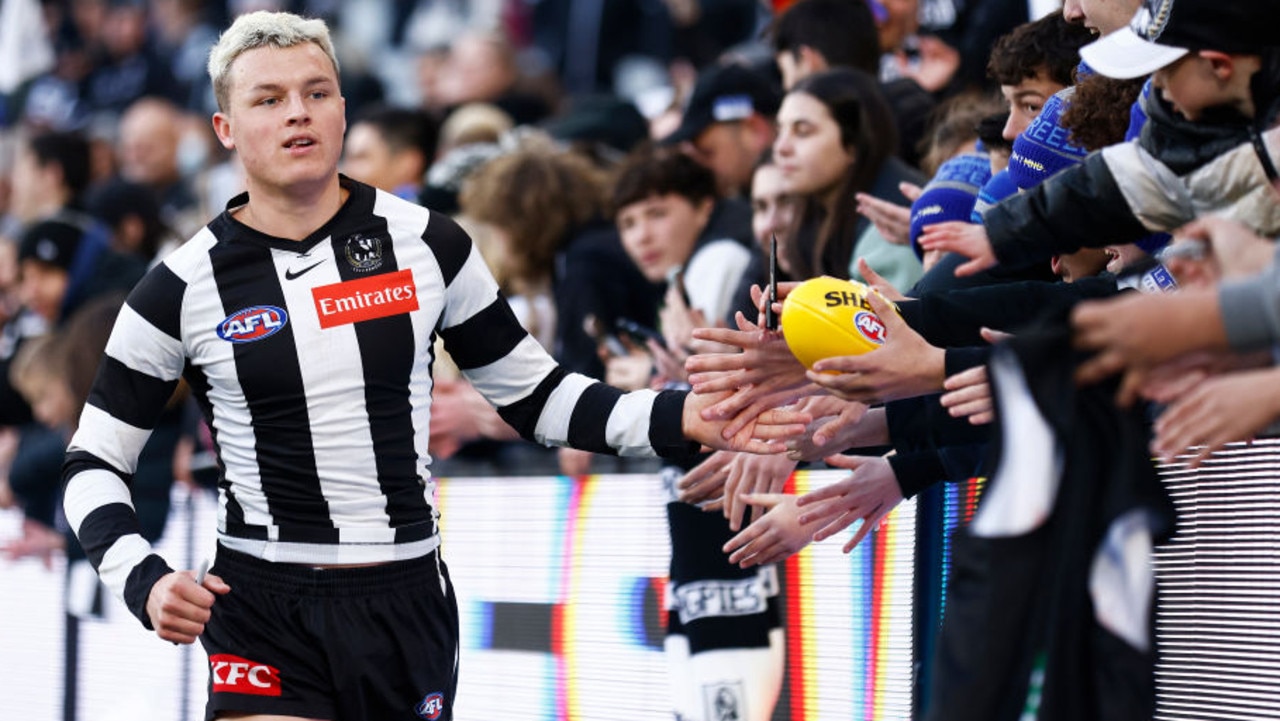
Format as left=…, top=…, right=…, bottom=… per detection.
left=909, top=152, right=992, bottom=259
left=1007, top=89, right=1089, bottom=190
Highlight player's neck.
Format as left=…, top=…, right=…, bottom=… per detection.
left=237, top=175, right=347, bottom=241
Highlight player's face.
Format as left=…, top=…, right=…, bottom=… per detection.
left=773, top=91, right=855, bottom=198
left=213, top=42, right=346, bottom=198
left=616, top=193, right=712, bottom=283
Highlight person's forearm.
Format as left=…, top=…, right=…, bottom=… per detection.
left=1219, top=246, right=1280, bottom=353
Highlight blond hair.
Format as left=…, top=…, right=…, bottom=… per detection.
left=207, top=11, right=339, bottom=113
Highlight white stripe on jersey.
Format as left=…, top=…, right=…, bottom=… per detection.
left=438, top=246, right=501, bottom=330
left=462, top=334, right=561, bottom=407
left=64, top=470, right=145, bottom=599
left=531, top=372, right=594, bottom=446
left=77, top=405, right=151, bottom=475
left=606, top=388, right=662, bottom=455
left=105, top=304, right=185, bottom=381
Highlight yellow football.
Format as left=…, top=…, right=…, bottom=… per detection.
left=780, top=276, right=891, bottom=369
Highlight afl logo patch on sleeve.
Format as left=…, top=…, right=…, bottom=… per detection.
left=415, top=691, right=445, bottom=719
left=217, top=306, right=289, bottom=343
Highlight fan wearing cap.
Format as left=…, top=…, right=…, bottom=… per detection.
left=662, top=63, right=781, bottom=199
left=920, top=0, right=1280, bottom=278
left=16, top=218, right=146, bottom=327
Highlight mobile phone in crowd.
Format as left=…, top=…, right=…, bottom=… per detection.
left=583, top=314, right=628, bottom=357
left=615, top=317, right=668, bottom=351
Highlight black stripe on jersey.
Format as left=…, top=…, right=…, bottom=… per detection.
left=422, top=210, right=471, bottom=286
left=77, top=502, right=144, bottom=569
left=439, top=299, right=528, bottom=370
left=125, top=554, right=174, bottom=629
left=181, top=360, right=250, bottom=531
left=86, top=357, right=179, bottom=430
left=209, top=240, right=332, bottom=528
left=63, top=449, right=131, bottom=484
left=334, top=191, right=430, bottom=529
left=497, top=365, right=569, bottom=442
left=567, top=382, right=624, bottom=454
left=127, top=264, right=186, bottom=337
left=651, top=389, right=700, bottom=458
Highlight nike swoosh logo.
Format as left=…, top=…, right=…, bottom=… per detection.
left=284, top=260, right=325, bottom=280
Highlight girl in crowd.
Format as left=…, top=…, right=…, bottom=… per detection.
left=774, top=67, right=924, bottom=291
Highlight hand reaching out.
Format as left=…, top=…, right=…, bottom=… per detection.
left=855, top=183, right=922, bottom=247
left=807, top=291, right=946, bottom=404
left=1151, top=365, right=1280, bottom=466
left=722, top=452, right=799, bottom=531
left=722, top=493, right=825, bottom=567
left=917, top=222, right=997, bottom=277
left=795, top=453, right=903, bottom=553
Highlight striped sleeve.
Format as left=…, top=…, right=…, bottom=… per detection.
left=62, top=262, right=188, bottom=628
left=430, top=214, right=697, bottom=460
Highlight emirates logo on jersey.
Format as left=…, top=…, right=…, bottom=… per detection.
left=312, top=268, right=419, bottom=329
left=209, top=654, right=282, bottom=696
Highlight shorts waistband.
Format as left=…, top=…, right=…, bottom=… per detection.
left=213, top=544, right=444, bottom=597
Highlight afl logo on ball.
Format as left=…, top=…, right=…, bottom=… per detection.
left=415, top=692, right=445, bottom=720
left=854, top=311, right=887, bottom=345
left=345, top=234, right=383, bottom=272
left=217, top=306, right=288, bottom=343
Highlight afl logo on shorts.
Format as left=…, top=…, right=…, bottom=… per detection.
left=854, top=311, right=887, bottom=345
left=345, top=234, right=383, bottom=273
left=415, top=691, right=445, bottom=719
left=217, top=305, right=288, bottom=343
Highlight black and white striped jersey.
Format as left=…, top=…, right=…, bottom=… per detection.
left=63, top=177, right=696, bottom=626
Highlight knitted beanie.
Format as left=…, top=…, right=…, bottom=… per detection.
left=909, top=152, right=992, bottom=259
left=969, top=169, right=1019, bottom=223
left=1007, top=89, right=1089, bottom=190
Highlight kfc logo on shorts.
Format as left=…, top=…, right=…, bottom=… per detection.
left=209, top=654, right=282, bottom=696
left=415, top=691, right=445, bottom=719
left=854, top=311, right=887, bottom=345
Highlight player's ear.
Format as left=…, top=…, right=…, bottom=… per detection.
left=212, top=112, right=235, bottom=151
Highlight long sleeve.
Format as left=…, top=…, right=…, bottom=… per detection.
left=1218, top=244, right=1280, bottom=353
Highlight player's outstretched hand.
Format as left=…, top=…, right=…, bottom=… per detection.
left=146, top=569, right=230, bottom=645
left=796, top=454, right=902, bottom=553
left=723, top=493, right=825, bottom=567
left=682, top=390, right=811, bottom=454
left=807, top=291, right=945, bottom=404
left=917, top=222, right=997, bottom=277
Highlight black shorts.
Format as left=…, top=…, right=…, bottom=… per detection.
left=201, top=544, right=459, bottom=721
